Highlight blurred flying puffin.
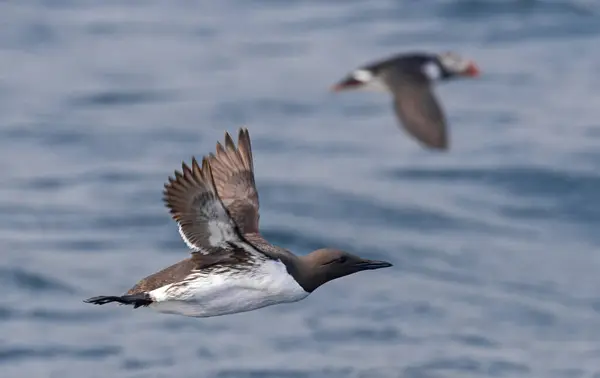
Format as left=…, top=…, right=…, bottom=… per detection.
left=331, top=51, right=480, bottom=150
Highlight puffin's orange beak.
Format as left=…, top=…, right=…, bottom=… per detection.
left=330, top=77, right=363, bottom=92
left=463, top=61, right=480, bottom=77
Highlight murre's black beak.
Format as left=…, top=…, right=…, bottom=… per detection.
left=330, top=76, right=363, bottom=92
left=354, top=259, right=393, bottom=270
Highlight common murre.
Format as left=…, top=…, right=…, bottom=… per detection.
left=331, top=51, right=480, bottom=150
left=84, top=128, right=392, bottom=318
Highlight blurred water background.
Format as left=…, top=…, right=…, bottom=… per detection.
left=3, top=0, right=600, bottom=377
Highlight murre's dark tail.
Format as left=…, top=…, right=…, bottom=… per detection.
left=83, top=293, right=153, bottom=309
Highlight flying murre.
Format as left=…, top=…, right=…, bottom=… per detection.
left=83, top=128, right=392, bottom=318
left=331, top=51, right=480, bottom=150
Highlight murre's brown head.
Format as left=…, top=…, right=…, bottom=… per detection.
left=294, top=248, right=392, bottom=293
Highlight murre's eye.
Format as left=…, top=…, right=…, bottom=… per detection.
left=338, top=256, right=347, bottom=264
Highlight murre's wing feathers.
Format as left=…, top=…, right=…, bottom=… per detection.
left=207, top=128, right=298, bottom=262
left=208, top=128, right=260, bottom=235
left=163, top=156, right=244, bottom=253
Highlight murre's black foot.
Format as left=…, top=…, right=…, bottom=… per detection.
left=83, top=293, right=153, bottom=309
left=84, top=296, right=123, bottom=305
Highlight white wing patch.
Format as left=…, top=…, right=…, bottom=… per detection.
left=352, top=69, right=373, bottom=82
left=423, top=61, right=442, bottom=80
left=176, top=192, right=242, bottom=252
left=207, top=219, right=238, bottom=247
left=164, top=154, right=256, bottom=254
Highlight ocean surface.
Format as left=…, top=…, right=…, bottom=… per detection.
left=3, top=1, right=600, bottom=377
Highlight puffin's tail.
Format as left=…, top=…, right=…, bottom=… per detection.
left=83, top=293, right=153, bottom=309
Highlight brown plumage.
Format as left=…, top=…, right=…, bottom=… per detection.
left=126, top=149, right=264, bottom=295
left=126, top=258, right=197, bottom=294
left=84, top=128, right=392, bottom=316
left=207, top=128, right=260, bottom=235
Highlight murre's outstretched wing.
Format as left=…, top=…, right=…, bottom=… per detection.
left=207, top=128, right=261, bottom=235
left=164, top=156, right=244, bottom=253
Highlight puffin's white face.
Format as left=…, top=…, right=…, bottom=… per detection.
left=438, top=51, right=480, bottom=77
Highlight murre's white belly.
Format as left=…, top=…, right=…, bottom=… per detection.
left=147, top=259, right=309, bottom=318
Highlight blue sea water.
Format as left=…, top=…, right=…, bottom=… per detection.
left=2, top=0, right=600, bottom=377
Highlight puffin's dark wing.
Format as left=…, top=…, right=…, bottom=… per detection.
left=389, top=75, right=449, bottom=150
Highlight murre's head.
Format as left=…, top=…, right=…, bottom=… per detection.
left=296, top=248, right=392, bottom=293
left=330, top=51, right=479, bottom=92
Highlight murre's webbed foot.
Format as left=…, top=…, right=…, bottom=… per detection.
left=84, top=294, right=153, bottom=309
left=84, top=296, right=122, bottom=305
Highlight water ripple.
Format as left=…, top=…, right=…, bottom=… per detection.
left=2, top=1, right=599, bottom=377
left=212, top=369, right=351, bottom=378
left=0, top=345, right=121, bottom=363
left=68, top=90, right=177, bottom=108
left=0, top=268, right=75, bottom=294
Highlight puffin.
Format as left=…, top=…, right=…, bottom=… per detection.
left=331, top=51, right=480, bottom=150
